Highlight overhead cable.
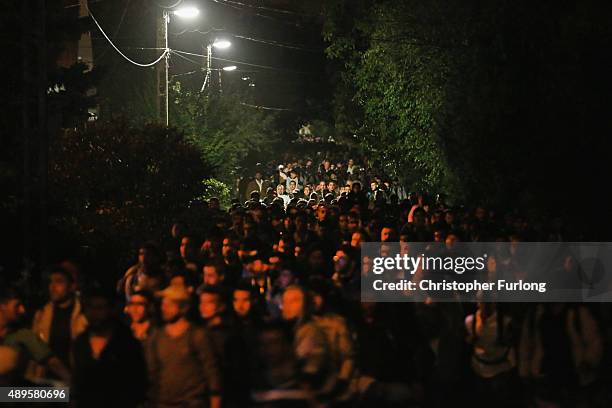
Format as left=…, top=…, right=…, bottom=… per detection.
left=86, top=2, right=168, bottom=67
left=172, top=49, right=311, bottom=74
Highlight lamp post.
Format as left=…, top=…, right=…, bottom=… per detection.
left=201, top=39, right=232, bottom=92
left=159, top=6, right=200, bottom=126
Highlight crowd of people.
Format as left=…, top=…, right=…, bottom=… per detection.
left=237, top=155, right=407, bottom=206
left=2, top=154, right=612, bottom=408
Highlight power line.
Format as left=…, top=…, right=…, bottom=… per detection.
left=171, top=69, right=199, bottom=79
left=171, top=27, right=225, bottom=37
left=175, top=28, right=321, bottom=52
left=172, top=49, right=312, bottom=74
left=170, top=49, right=201, bottom=66
left=170, top=66, right=254, bottom=77
left=186, top=29, right=322, bottom=52
left=170, top=51, right=258, bottom=74
left=96, top=30, right=323, bottom=53
left=85, top=2, right=168, bottom=67
left=240, top=102, right=293, bottom=111
left=211, top=0, right=318, bottom=17
left=208, top=0, right=309, bottom=28
left=170, top=50, right=252, bottom=72
left=233, top=34, right=322, bottom=52
left=171, top=51, right=255, bottom=73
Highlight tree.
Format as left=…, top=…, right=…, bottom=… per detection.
left=48, top=120, right=214, bottom=272
left=323, top=0, right=610, bottom=215
left=170, top=82, right=283, bottom=185
left=323, top=0, right=462, bottom=195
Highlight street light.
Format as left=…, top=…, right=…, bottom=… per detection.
left=172, top=6, right=200, bottom=19
left=212, top=39, right=232, bottom=49
left=160, top=6, right=200, bottom=126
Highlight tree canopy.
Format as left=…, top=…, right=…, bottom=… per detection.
left=323, top=0, right=609, bottom=210
left=171, top=82, right=283, bottom=185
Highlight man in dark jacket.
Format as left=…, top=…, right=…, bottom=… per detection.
left=72, top=288, right=147, bottom=408
left=245, top=171, right=269, bottom=202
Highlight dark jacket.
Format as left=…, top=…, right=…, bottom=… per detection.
left=72, top=323, right=147, bottom=408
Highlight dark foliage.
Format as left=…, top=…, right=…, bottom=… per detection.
left=48, top=121, right=214, bottom=277
left=322, top=0, right=610, bottom=227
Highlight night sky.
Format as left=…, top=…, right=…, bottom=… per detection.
left=92, top=0, right=328, bottom=118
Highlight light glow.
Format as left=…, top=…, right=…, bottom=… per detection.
left=172, top=7, right=200, bottom=19
left=213, top=39, right=232, bottom=49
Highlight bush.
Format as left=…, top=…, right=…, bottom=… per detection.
left=48, top=120, right=214, bottom=278
left=198, top=178, right=232, bottom=209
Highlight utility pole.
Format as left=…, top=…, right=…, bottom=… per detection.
left=156, top=9, right=169, bottom=125
left=201, top=43, right=212, bottom=92
left=218, top=59, right=222, bottom=93
left=164, top=10, right=169, bottom=126
left=156, top=6, right=199, bottom=125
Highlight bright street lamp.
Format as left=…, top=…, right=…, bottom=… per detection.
left=172, top=6, right=200, bottom=19
left=212, top=39, right=232, bottom=49
left=222, top=65, right=237, bottom=71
